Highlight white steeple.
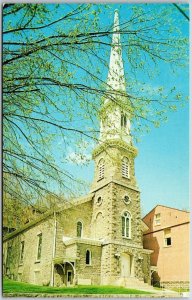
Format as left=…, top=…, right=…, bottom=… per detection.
left=100, top=10, right=131, bottom=145
left=107, top=9, right=126, bottom=92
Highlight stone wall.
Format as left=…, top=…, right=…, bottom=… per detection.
left=76, top=243, right=102, bottom=285
left=91, top=184, right=112, bottom=239
left=100, top=243, right=151, bottom=285
left=160, top=281, right=190, bottom=290
left=92, top=143, right=138, bottom=190
left=57, top=202, right=93, bottom=237
left=91, top=180, right=143, bottom=246
left=111, top=182, right=142, bottom=245
left=90, top=141, right=150, bottom=287
left=4, top=216, right=55, bottom=286
left=142, top=253, right=151, bottom=284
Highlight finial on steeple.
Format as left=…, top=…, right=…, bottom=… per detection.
left=107, top=10, right=126, bottom=92
left=113, top=9, right=119, bottom=32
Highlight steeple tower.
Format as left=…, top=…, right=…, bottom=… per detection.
left=92, top=9, right=137, bottom=189
left=100, top=9, right=131, bottom=145
left=90, top=10, right=151, bottom=287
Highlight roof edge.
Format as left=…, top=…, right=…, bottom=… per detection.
left=3, top=193, right=94, bottom=242
left=143, top=204, right=190, bottom=220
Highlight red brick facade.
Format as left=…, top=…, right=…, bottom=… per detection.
left=143, top=205, right=190, bottom=288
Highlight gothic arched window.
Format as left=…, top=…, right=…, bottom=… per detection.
left=94, top=212, right=104, bottom=239
left=122, top=157, right=130, bottom=178
left=98, top=158, right=105, bottom=180
left=77, top=221, right=83, bottom=238
left=122, top=211, right=131, bottom=238
left=85, top=250, right=91, bottom=265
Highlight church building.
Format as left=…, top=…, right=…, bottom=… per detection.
left=3, top=10, right=153, bottom=288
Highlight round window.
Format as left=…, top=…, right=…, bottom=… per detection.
left=124, top=195, right=131, bottom=204
left=96, top=196, right=102, bottom=205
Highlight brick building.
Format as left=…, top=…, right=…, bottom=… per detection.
left=3, top=10, right=152, bottom=288
left=143, top=205, right=190, bottom=289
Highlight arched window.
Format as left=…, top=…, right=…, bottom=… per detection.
left=94, top=212, right=104, bottom=239
left=85, top=250, right=91, bottom=265
left=98, top=158, right=104, bottom=180
left=37, top=233, right=42, bottom=261
left=121, top=113, right=127, bottom=128
left=96, top=196, right=102, bottom=205
left=122, top=211, right=131, bottom=238
left=122, top=157, right=130, bottom=178
left=77, top=221, right=83, bottom=238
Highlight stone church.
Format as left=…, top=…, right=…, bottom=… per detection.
left=3, top=11, right=153, bottom=288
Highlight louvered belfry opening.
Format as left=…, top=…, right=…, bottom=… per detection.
left=122, top=157, right=129, bottom=178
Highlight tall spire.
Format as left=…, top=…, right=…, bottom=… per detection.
left=107, top=9, right=126, bottom=92
left=99, top=10, right=131, bottom=145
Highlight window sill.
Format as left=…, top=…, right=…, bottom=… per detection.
left=122, top=236, right=132, bottom=240
left=122, top=176, right=130, bottom=180
left=18, top=263, right=23, bottom=266
left=97, top=177, right=104, bottom=182
left=35, top=260, right=41, bottom=264
left=85, top=264, right=92, bottom=267
left=164, top=245, right=172, bottom=248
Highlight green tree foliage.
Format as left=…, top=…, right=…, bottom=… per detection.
left=3, top=4, right=188, bottom=211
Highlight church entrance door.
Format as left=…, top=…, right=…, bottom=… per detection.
left=121, top=253, right=132, bottom=277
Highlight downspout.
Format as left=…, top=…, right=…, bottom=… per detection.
left=50, top=211, right=57, bottom=286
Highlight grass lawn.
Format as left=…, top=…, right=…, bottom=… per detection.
left=3, top=278, right=152, bottom=295
left=171, top=288, right=190, bottom=293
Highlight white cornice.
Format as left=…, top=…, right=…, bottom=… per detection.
left=92, top=139, right=138, bottom=159
left=63, top=237, right=103, bottom=247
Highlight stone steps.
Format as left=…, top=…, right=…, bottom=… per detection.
left=116, top=277, right=154, bottom=290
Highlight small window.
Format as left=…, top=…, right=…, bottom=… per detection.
left=19, top=241, right=25, bottom=264
left=37, top=233, right=42, bottom=260
left=166, top=237, right=171, bottom=246
left=164, top=228, right=171, bottom=247
left=96, top=196, right=102, bottom=205
left=77, top=221, right=83, bottom=238
left=86, top=250, right=91, bottom=265
left=6, top=246, right=12, bottom=268
left=122, top=211, right=131, bottom=238
left=121, top=113, right=127, bottom=128
left=122, top=157, right=129, bottom=178
left=98, top=159, right=104, bottom=180
left=154, top=213, right=161, bottom=225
